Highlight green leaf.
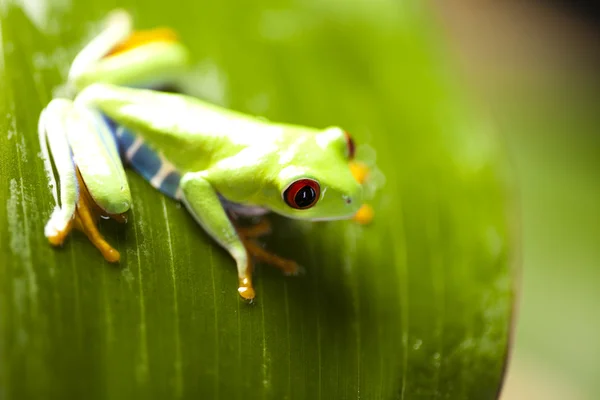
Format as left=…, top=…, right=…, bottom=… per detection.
left=0, top=1, right=514, bottom=399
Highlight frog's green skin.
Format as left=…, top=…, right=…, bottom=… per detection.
left=38, top=10, right=363, bottom=300
left=77, top=83, right=362, bottom=218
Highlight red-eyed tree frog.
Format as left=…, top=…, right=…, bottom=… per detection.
left=38, top=10, right=372, bottom=300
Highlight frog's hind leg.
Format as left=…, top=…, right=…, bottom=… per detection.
left=39, top=99, right=130, bottom=262
left=69, top=9, right=189, bottom=91
left=68, top=10, right=133, bottom=86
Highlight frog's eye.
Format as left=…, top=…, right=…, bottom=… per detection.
left=344, top=131, right=356, bottom=159
left=284, top=179, right=320, bottom=209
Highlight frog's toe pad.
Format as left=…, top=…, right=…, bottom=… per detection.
left=238, top=278, right=256, bottom=301
left=282, top=262, right=305, bottom=276
left=47, top=233, right=68, bottom=247
left=350, top=161, right=370, bottom=184
left=44, top=208, right=76, bottom=246
left=100, top=246, right=121, bottom=263
left=353, top=204, right=374, bottom=225
left=46, top=223, right=72, bottom=246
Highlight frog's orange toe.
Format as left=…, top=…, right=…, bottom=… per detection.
left=349, top=161, right=369, bottom=184
left=99, top=245, right=121, bottom=263
left=47, top=225, right=72, bottom=246
left=73, top=169, right=123, bottom=263
left=238, top=277, right=255, bottom=301
left=353, top=204, right=374, bottom=225
left=238, top=285, right=255, bottom=301
left=106, top=28, right=179, bottom=57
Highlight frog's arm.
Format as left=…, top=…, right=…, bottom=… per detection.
left=179, top=172, right=254, bottom=299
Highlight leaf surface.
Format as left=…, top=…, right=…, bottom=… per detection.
left=0, top=1, right=514, bottom=399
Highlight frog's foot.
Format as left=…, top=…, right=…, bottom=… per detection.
left=353, top=204, right=374, bottom=225
left=235, top=218, right=272, bottom=239
left=47, top=169, right=124, bottom=263
left=349, top=161, right=374, bottom=224
left=237, top=263, right=255, bottom=301
left=46, top=219, right=74, bottom=247
left=350, top=161, right=369, bottom=184
left=241, top=237, right=302, bottom=276
left=74, top=170, right=124, bottom=262
left=234, top=218, right=301, bottom=276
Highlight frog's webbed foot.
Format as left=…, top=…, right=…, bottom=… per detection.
left=73, top=169, right=124, bottom=262
left=242, top=239, right=303, bottom=276
left=349, top=160, right=375, bottom=225
left=47, top=169, right=125, bottom=263
left=349, top=160, right=369, bottom=185
left=235, top=218, right=272, bottom=238
left=235, top=218, right=303, bottom=277
left=353, top=204, right=374, bottom=225
left=40, top=99, right=130, bottom=263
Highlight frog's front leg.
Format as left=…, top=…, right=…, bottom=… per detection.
left=179, top=172, right=255, bottom=300
left=39, top=99, right=131, bottom=261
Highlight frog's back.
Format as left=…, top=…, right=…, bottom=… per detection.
left=83, top=83, right=307, bottom=173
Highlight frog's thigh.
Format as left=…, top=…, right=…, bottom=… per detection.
left=69, top=9, right=188, bottom=90
left=69, top=10, right=133, bottom=85
left=66, top=103, right=131, bottom=215
left=73, top=41, right=189, bottom=90
left=179, top=172, right=255, bottom=300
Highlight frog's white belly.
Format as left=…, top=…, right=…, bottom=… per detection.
left=105, top=115, right=269, bottom=218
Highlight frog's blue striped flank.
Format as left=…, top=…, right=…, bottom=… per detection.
left=103, top=116, right=182, bottom=200
left=101, top=115, right=269, bottom=218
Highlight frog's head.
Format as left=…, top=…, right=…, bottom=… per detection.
left=268, top=126, right=363, bottom=221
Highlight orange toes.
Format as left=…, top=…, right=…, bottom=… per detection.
left=47, top=221, right=73, bottom=246
left=238, top=277, right=255, bottom=300
left=349, top=161, right=370, bottom=184
left=353, top=204, right=374, bottom=225
left=106, top=28, right=179, bottom=57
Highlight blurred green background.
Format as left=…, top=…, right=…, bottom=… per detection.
left=0, top=0, right=514, bottom=399
left=437, top=1, right=600, bottom=399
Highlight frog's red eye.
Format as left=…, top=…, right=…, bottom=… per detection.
left=283, top=179, right=320, bottom=209
left=344, top=131, right=356, bottom=159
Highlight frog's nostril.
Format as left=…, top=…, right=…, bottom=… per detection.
left=343, top=195, right=352, bottom=204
